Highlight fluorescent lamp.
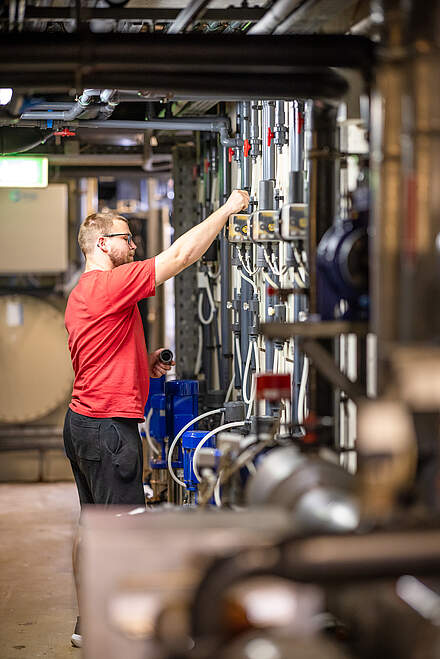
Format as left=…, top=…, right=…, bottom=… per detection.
left=0, top=89, right=13, bottom=105
left=0, top=157, right=48, bottom=188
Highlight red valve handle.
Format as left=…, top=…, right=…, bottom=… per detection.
left=243, top=139, right=252, bottom=158
left=54, top=128, right=76, bottom=137
left=297, top=112, right=304, bottom=134
left=204, top=158, right=209, bottom=173
left=267, top=127, right=274, bottom=147
left=228, top=147, right=235, bottom=163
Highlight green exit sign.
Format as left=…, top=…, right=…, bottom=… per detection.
left=0, top=157, right=48, bottom=188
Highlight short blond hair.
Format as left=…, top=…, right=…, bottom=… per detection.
left=78, top=211, right=128, bottom=257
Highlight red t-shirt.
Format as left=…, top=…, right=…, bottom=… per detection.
left=65, top=258, right=156, bottom=419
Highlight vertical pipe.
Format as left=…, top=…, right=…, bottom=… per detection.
left=308, top=102, right=339, bottom=428
left=219, top=144, right=232, bottom=390
left=242, top=101, right=252, bottom=192
left=262, top=100, right=276, bottom=182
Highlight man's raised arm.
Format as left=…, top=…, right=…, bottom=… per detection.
left=155, top=189, right=249, bottom=286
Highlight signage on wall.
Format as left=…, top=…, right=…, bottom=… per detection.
left=0, top=157, right=48, bottom=188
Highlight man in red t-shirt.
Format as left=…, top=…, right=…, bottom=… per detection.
left=64, top=187, right=249, bottom=507
left=64, top=189, right=248, bottom=648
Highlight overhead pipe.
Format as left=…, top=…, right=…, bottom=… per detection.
left=248, top=0, right=301, bottom=34
left=21, top=88, right=119, bottom=122
left=167, top=0, right=210, bottom=34
left=0, top=34, right=375, bottom=88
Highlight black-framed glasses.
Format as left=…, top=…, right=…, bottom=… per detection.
left=102, top=233, right=135, bottom=246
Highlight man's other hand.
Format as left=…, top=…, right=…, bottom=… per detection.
left=224, top=189, right=250, bottom=215
left=149, top=348, right=175, bottom=378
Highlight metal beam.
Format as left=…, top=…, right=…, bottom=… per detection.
left=2, top=7, right=266, bottom=22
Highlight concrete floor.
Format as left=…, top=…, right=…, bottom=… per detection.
left=0, top=482, right=81, bottom=658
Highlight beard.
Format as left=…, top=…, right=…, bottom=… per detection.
left=109, top=251, right=134, bottom=268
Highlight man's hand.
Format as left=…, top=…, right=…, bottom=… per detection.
left=149, top=348, right=175, bottom=378
left=224, top=189, right=250, bottom=215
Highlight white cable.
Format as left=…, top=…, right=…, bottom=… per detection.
left=236, top=247, right=254, bottom=276
left=245, top=252, right=259, bottom=276
left=263, top=246, right=276, bottom=274
left=214, top=473, right=222, bottom=507
left=242, top=341, right=254, bottom=404
left=194, top=324, right=203, bottom=375
left=198, top=289, right=215, bottom=325
left=224, top=372, right=235, bottom=404
left=143, top=408, right=160, bottom=456
left=298, top=355, right=309, bottom=425
left=207, top=265, right=221, bottom=279
left=167, top=408, right=225, bottom=488
left=235, top=336, right=243, bottom=379
left=239, top=267, right=259, bottom=296
left=246, top=342, right=260, bottom=419
left=270, top=252, right=281, bottom=276
left=193, top=421, right=246, bottom=483
left=263, top=270, right=279, bottom=290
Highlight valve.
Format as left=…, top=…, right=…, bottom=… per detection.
left=297, top=112, right=304, bottom=134
left=54, top=128, right=76, bottom=137
left=267, top=127, right=274, bottom=147
left=243, top=139, right=252, bottom=158
left=228, top=147, right=235, bottom=163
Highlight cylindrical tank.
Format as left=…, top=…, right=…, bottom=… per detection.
left=0, top=295, right=73, bottom=423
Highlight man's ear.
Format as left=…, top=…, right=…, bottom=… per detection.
left=96, top=236, right=108, bottom=252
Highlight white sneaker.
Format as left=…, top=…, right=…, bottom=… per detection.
left=71, top=616, right=82, bottom=648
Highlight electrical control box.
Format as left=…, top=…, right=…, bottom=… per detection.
left=228, top=214, right=252, bottom=243
left=251, top=210, right=281, bottom=242
left=280, top=203, right=308, bottom=241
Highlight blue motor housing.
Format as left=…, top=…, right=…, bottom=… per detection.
left=182, top=430, right=217, bottom=493
left=317, top=183, right=369, bottom=321
left=165, top=380, right=199, bottom=468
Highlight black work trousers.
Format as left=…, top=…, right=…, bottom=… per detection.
left=63, top=408, right=145, bottom=507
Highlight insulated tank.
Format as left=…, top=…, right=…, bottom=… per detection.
left=0, top=295, right=73, bottom=423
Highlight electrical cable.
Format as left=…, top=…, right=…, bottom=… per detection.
left=167, top=408, right=225, bottom=488
left=297, top=355, right=309, bottom=425
left=192, top=420, right=246, bottom=483
left=1, top=131, right=55, bottom=156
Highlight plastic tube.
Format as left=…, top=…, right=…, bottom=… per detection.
left=242, top=340, right=254, bottom=404
left=263, top=270, right=279, bottom=289
left=142, top=408, right=160, bottom=456
left=235, top=335, right=243, bottom=379
left=194, top=324, right=203, bottom=375
left=224, top=372, right=235, bottom=404
left=167, top=408, right=225, bottom=488
left=297, top=355, right=309, bottom=425
left=239, top=268, right=258, bottom=296
left=198, top=289, right=215, bottom=325
left=193, top=420, right=246, bottom=483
